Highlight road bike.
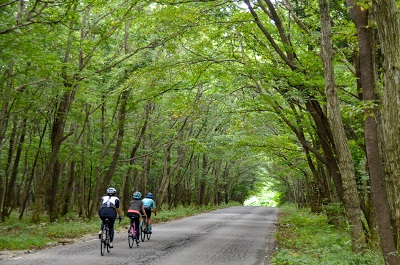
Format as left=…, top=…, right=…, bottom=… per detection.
left=100, top=218, right=111, bottom=256
left=100, top=216, right=122, bottom=256
left=140, top=215, right=152, bottom=241
left=128, top=216, right=141, bottom=248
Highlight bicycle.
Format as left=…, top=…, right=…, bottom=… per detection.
left=140, top=215, right=152, bottom=241
left=128, top=216, right=141, bottom=248
left=100, top=216, right=122, bottom=256
left=100, top=218, right=110, bottom=256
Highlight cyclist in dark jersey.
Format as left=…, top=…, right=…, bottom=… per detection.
left=127, top=191, right=146, bottom=243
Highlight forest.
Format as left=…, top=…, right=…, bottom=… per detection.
left=1, top=0, right=400, bottom=263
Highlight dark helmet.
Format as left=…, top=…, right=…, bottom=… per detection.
left=146, top=192, right=154, bottom=199
left=133, top=191, right=142, bottom=199
left=107, top=187, right=117, bottom=196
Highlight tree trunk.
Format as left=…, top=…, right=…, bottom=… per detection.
left=31, top=87, right=76, bottom=223
left=245, top=0, right=361, bottom=216
left=157, top=142, right=187, bottom=209
left=222, top=163, right=230, bottom=204
left=31, top=6, right=78, bottom=222
left=48, top=159, right=62, bottom=221
left=157, top=144, right=172, bottom=208
left=305, top=100, right=343, bottom=201
left=0, top=62, right=14, bottom=148
left=0, top=117, right=16, bottom=220
left=199, top=153, right=209, bottom=206
left=0, top=62, right=15, bottom=221
left=156, top=117, right=189, bottom=208
left=90, top=89, right=130, bottom=216
left=213, top=160, right=222, bottom=204
left=79, top=104, right=90, bottom=217
left=346, top=0, right=398, bottom=262
left=61, top=161, right=76, bottom=216
left=123, top=103, right=150, bottom=212
left=19, top=122, right=47, bottom=220
left=318, top=0, right=366, bottom=251
left=372, top=0, right=400, bottom=252
left=2, top=118, right=26, bottom=219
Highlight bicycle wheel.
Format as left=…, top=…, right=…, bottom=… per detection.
left=143, top=220, right=151, bottom=241
left=141, top=222, right=146, bottom=241
left=100, top=230, right=105, bottom=256
left=146, top=228, right=151, bottom=240
left=146, top=223, right=152, bottom=240
left=128, top=224, right=134, bottom=248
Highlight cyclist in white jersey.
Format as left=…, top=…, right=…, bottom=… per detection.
left=98, top=187, right=122, bottom=248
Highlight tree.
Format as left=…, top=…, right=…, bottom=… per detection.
left=372, top=0, right=400, bottom=255
left=345, top=0, right=398, bottom=262
left=318, top=0, right=366, bottom=250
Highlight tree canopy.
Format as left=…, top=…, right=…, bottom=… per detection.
left=1, top=0, right=400, bottom=262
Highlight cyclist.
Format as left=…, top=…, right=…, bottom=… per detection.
left=126, top=191, right=146, bottom=244
left=98, top=187, right=122, bottom=248
left=142, top=192, right=157, bottom=234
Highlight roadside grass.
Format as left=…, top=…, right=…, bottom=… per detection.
left=270, top=204, right=384, bottom=265
left=0, top=214, right=100, bottom=251
left=0, top=202, right=240, bottom=251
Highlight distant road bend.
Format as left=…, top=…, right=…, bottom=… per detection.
left=2, top=206, right=279, bottom=265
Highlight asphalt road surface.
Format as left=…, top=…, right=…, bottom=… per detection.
left=2, top=206, right=279, bottom=265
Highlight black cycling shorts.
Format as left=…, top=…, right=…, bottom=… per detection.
left=144, top=206, right=152, bottom=218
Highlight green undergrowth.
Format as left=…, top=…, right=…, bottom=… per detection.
left=0, top=215, right=98, bottom=251
left=0, top=202, right=240, bottom=251
left=270, top=204, right=384, bottom=265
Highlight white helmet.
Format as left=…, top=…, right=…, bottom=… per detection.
left=107, top=187, right=117, bottom=195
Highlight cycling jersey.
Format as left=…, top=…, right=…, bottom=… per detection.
left=127, top=199, right=143, bottom=217
left=142, top=198, right=156, bottom=209
left=99, top=196, right=120, bottom=218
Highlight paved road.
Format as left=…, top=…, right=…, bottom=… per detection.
left=2, top=206, right=279, bottom=265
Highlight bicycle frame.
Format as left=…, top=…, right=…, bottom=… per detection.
left=100, top=218, right=110, bottom=256
left=128, top=216, right=140, bottom=248
left=100, top=216, right=122, bottom=255
left=140, top=215, right=151, bottom=241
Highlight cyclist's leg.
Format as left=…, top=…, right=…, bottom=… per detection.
left=108, top=217, right=116, bottom=243
left=140, top=209, right=145, bottom=226
left=129, top=217, right=134, bottom=233
left=134, top=216, right=140, bottom=239
left=145, top=207, right=152, bottom=222
left=99, top=217, right=105, bottom=238
left=145, top=207, right=153, bottom=231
